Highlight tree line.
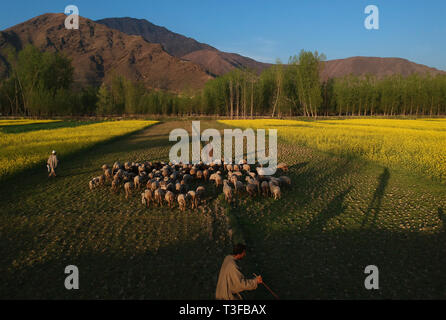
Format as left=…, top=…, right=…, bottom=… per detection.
left=1, top=45, right=446, bottom=117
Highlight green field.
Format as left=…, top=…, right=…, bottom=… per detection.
left=1, top=119, right=445, bottom=299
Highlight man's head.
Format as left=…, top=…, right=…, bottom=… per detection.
left=233, top=243, right=246, bottom=260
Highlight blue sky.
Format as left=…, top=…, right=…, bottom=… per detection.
left=1, top=0, right=445, bottom=70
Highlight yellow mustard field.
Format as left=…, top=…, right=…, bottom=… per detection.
left=0, top=120, right=157, bottom=179
left=219, top=118, right=446, bottom=182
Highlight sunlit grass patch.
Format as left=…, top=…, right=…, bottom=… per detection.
left=0, top=120, right=157, bottom=179
left=219, top=119, right=446, bottom=183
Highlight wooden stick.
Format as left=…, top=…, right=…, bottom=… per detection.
left=253, top=273, right=279, bottom=300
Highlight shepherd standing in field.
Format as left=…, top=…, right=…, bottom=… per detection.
left=216, top=243, right=262, bottom=300
left=47, top=150, right=59, bottom=177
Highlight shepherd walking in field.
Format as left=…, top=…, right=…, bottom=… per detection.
left=47, top=150, right=59, bottom=177
left=215, top=243, right=262, bottom=300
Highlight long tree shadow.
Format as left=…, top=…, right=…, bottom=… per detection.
left=307, top=186, right=353, bottom=232
left=0, top=120, right=100, bottom=134
left=361, top=168, right=390, bottom=229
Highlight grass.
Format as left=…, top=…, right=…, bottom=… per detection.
left=1, top=118, right=445, bottom=299
left=219, top=119, right=446, bottom=183
left=0, top=120, right=157, bottom=180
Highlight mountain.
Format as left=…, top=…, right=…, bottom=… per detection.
left=1, top=14, right=444, bottom=93
left=322, top=56, right=446, bottom=80
left=96, top=17, right=270, bottom=76
left=0, top=13, right=212, bottom=91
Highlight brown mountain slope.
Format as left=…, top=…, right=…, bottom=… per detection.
left=322, top=56, right=446, bottom=80
left=96, top=17, right=215, bottom=58
left=181, top=49, right=270, bottom=76
left=96, top=17, right=270, bottom=76
left=0, top=13, right=212, bottom=91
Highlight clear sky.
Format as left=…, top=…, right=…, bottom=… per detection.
left=1, top=0, right=445, bottom=70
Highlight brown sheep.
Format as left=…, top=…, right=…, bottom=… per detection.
left=278, top=176, right=291, bottom=187
left=103, top=168, right=112, bottom=181
left=151, top=181, right=159, bottom=192
left=187, top=191, right=197, bottom=209
left=177, top=194, right=187, bottom=211
left=246, top=183, right=257, bottom=197
left=124, top=162, right=132, bottom=171
left=141, top=189, right=153, bottom=207
left=165, top=191, right=175, bottom=208
left=112, top=162, right=121, bottom=175
left=111, top=176, right=121, bottom=193
left=98, top=174, right=106, bottom=186
left=203, top=169, right=209, bottom=181
left=270, top=184, right=281, bottom=200
left=223, top=180, right=233, bottom=202
left=154, top=188, right=166, bottom=206
left=210, top=173, right=223, bottom=187
left=134, top=175, right=144, bottom=190
left=277, top=162, right=289, bottom=172
left=124, top=181, right=134, bottom=199
left=89, top=177, right=101, bottom=191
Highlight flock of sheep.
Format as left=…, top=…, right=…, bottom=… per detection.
left=89, top=160, right=291, bottom=210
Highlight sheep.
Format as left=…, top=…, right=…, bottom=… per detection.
left=183, top=174, right=193, bottom=184
left=270, top=184, right=281, bottom=200
left=210, top=173, right=223, bottom=187
left=150, top=181, right=159, bottom=192
left=114, top=169, right=124, bottom=179
left=196, top=186, right=205, bottom=205
left=246, top=183, right=257, bottom=197
left=177, top=194, right=187, bottom=211
left=223, top=180, right=233, bottom=203
left=187, top=191, right=197, bottom=209
left=203, top=169, right=209, bottom=181
left=261, top=181, right=269, bottom=197
left=103, top=168, right=112, bottom=181
left=98, top=174, right=106, bottom=186
left=89, top=177, right=101, bottom=191
left=246, top=176, right=260, bottom=194
left=124, top=162, right=132, bottom=171
left=234, top=181, right=244, bottom=197
left=134, top=175, right=144, bottom=190
left=154, top=188, right=166, bottom=207
left=111, top=176, right=121, bottom=193
left=166, top=182, right=175, bottom=193
left=278, top=176, right=291, bottom=187
left=165, top=191, right=175, bottom=208
left=269, top=177, right=280, bottom=187
left=124, top=181, right=134, bottom=199
left=277, top=162, right=289, bottom=172
left=112, top=162, right=121, bottom=175
left=141, top=189, right=153, bottom=208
